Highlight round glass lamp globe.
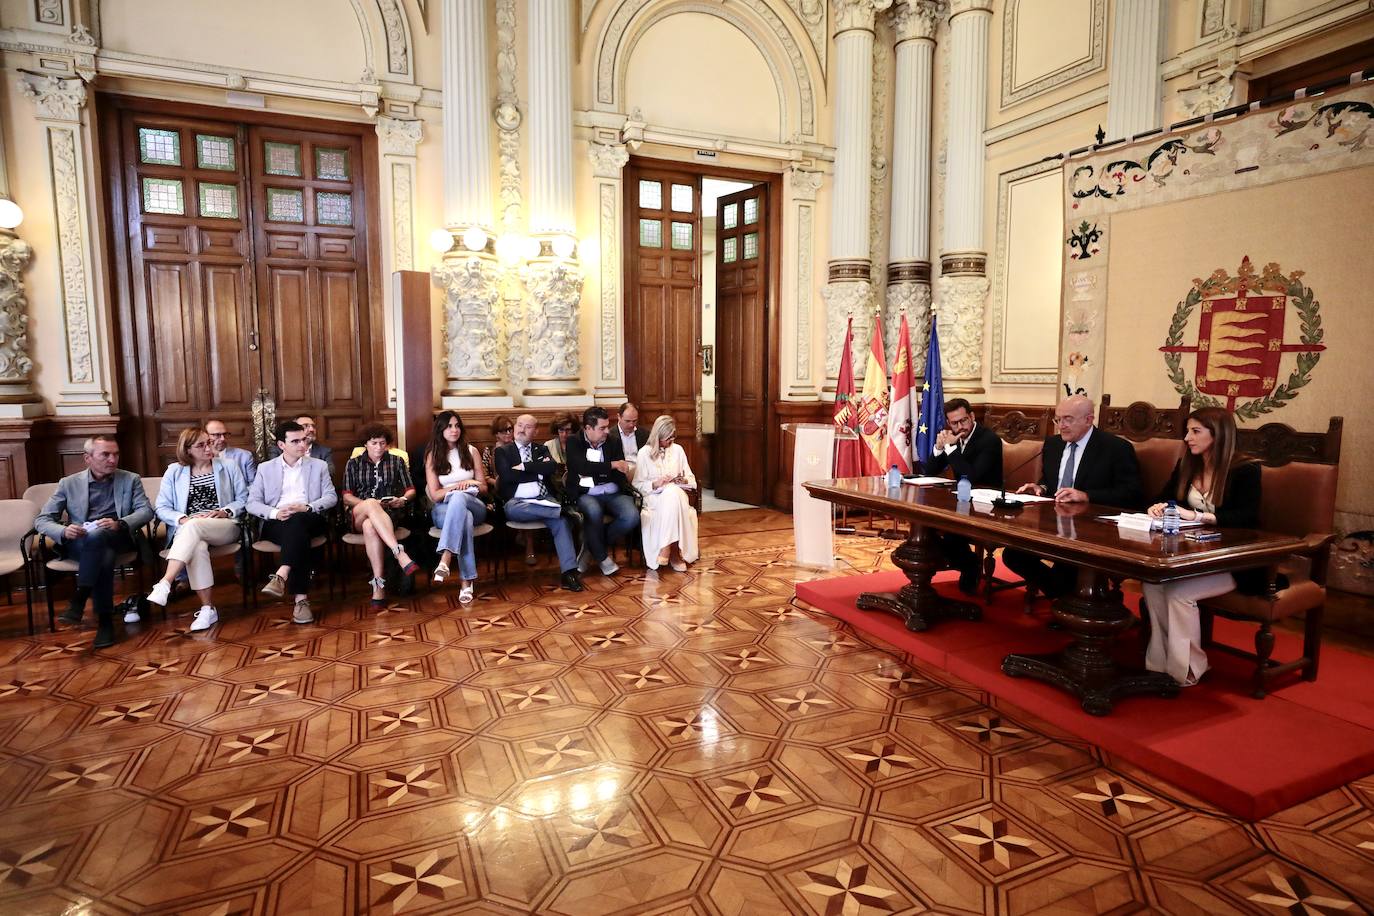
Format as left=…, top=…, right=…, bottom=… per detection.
left=462, top=227, right=488, bottom=252
left=521, top=236, right=543, bottom=261
left=495, top=233, right=522, bottom=265
left=551, top=235, right=576, bottom=259
left=0, top=199, right=23, bottom=230
left=428, top=228, right=454, bottom=254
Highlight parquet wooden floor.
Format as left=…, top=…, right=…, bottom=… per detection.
left=0, top=509, right=1371, bottom=914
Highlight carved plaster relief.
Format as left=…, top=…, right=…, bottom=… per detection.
left=885, top=280, right=932, bottom=373
left=50, top=127, right=94, bottom=387
left=434, top=257, right=505, bottom=388
left=597, top=182, right=621, bottom=381
left=524, top=261, right=585, bottom=390
left=0, top=235, right=37, bottom=399
left=35, top=0, right=64, bottom=27
left=1000, top=0, right=1106, bottom=108
left=823, top=280, right=874, bottom=381
left=496, top=0, right=524, bottom=231
left=376, top=0, right=411, bottom=76
left=936, top=274, right=988, bottom=381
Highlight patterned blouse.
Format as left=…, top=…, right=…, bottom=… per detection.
left=185, top=472, right=219, bottom=515
left=343, top=452, right=415, bottom=503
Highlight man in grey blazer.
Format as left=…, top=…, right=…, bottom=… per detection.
left=248, top=420, right=338, bottom=624
left=36, top=435, right=154, bottom=648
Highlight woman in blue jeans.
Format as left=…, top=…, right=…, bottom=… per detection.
left=424, top=411, right=487, bottom=603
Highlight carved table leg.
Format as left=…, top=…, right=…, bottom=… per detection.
left=1002, top=567, right=1178, bottom=715
left=857, top=521, right=981, bottom=631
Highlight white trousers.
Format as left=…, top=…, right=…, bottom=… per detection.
left=165, top=518, right=240, bottom=591
left=1140, top=572, right=1235, bottom=686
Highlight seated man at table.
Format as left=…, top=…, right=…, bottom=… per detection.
left=1002, top=394, right=1143, bottom=599
left=927, top=397, right=1003, bottom=594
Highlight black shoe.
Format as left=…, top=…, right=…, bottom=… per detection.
left=92, top=613, right=116, bottom=649
left=957, top=568, right=981, bottom=596
left=560, top=570, right=585, bottom=592
left=58, top=606, right=83, bottom=627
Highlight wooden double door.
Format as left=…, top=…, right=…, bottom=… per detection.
left=623, top=159, right=775, bottom=506
left=103, top=98, right=382, bottom=474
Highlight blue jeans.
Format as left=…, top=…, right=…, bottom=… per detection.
left=432, top=492, right=487, bottom=581
left=504, top=499, right=577, bottom=572
left=60, top=526, right=135, bottom=613
left=577, top=492, right=639, bottom=562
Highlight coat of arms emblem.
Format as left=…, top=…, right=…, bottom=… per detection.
left=1159, top=257, right=1325, bottom=419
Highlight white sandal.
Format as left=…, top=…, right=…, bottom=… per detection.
left=459, top=582, right=474, bottom=604
left=433, top=563, right=450, bottom=584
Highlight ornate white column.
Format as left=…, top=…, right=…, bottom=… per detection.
left=588, top=139, right=630, bottom=404
left=523, top=0, right=583, bottom=401
left=784, top=165, right=824, bottom=399
left=937, top=0, right=992, bottom=392
left=823, top=0, right=893, bottom=389
left=19, top=72, right=112, bottom=415
left=436, top=0, right=508, bottom=404
left=1106, top=0, right=1165, bottom=140
left=375, top=115, right=422, bottom=409
left=886, top=0, right=939, bottom=373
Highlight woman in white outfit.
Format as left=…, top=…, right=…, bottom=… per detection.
left=634, top=415, right=698, bottom=572
left=1141, top=407, right=1263, bottom=686
left=147, top=426, right=248, bottom=631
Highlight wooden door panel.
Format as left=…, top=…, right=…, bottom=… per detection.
left=146, top=262, right=197, bottom=411
left=320, top=270, right=362, bottom=407
left=265, top=267, right=313, bottom=409
left=713, top=184, right=769, bottom=505
left=203, top=264, right=253, bottom=409
left=624, top=162, right=701, bottom=469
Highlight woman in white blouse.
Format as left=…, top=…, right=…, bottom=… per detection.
left=425, top=411, right=487, bottom=603
left=633, top=415, right=698, bottom=572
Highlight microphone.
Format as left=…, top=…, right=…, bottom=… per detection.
left=991, top=445, right=1045, bottom=514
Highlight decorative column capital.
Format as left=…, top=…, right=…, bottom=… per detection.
left=786, top=166, right=824, bottom=202
left=375, top=116, right=422, bottom=157
left=892, top=0, right=943, bottom=42
left=948, top=0, right=992, bottom=17
left=587, top=141, right=630, bottom=179
left=19, top=71, right=87, bottom=122
left=833, top=0, right=894, bottom=36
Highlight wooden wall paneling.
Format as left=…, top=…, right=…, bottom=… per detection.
left=394, top=271, right=436, bottom=452
left=0, top=420, right=34, bottom=498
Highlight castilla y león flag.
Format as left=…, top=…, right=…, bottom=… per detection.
left=831, top=317, right=861, bottom=477
left=856, top=321, right=890, bottom=476
left=886, top=313, right=915, bottom=475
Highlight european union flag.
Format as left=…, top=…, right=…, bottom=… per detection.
left=914, top=320, right=944, bottom=472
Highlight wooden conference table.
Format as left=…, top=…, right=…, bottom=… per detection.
left=803, top=477, right=1322, bottom=715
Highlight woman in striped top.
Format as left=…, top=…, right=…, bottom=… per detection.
left=148, top=426, right=248, bottom=632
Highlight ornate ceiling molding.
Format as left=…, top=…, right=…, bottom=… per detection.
left=1000, top=0, right=1106, bottom=109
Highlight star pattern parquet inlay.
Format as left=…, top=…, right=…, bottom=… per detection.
left=0, top=510, right=1370, bottom=913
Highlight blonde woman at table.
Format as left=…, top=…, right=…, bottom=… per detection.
left=633, top=415, right=698, bottom=572
left=1142, top=407, right=1262, bottom=687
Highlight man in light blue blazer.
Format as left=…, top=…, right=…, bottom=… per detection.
left=35, top=435, right=153, bottom=647
left=248, top=420, right=337, bottom=624
left=206, top=418, right=257, bottom=484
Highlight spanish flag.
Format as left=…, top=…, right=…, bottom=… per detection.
left=856, top=320, right=890, bottom=475
left=886, top=313, right=915, bottom=474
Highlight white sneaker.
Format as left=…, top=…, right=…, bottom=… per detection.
left=599, top=557, right=620, bottom=576
left=123, top=605, right=141, bottom=624
left=146, top=580, right=171, bottom=607
left=190, top=606, right=218, bottom=632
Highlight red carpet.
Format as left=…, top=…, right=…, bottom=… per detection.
left=795, top=566, right=1374, bottom=820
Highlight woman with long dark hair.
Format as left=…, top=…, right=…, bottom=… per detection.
left=1143, top=407, right=1262, bottom=686
left=425, top=411, right=487, bottom=603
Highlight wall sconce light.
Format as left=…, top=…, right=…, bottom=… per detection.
left=428, top=227, right=453, bottom=254
left=551, top=234, right=576, bottom=259
left=462, top=226, right=488, bottom=252
left=0, top=199, right=24, bottom=231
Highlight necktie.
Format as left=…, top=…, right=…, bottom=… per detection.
left=520, top=444, right=531, bottom=463
left=1059, top=442, right=1078, bottom=490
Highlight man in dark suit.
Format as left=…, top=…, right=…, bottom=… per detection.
left=496, top=413, right=583, bottom=591
left=1002, top=394, right=1144, bottom=599
left=567, top=406, right=639, bottom=576
left=609, top=401, right=650, bottom=475
left=927, top=398, right=1003, bottom=594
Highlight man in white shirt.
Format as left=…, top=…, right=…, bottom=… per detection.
left=609, top=401, right=648, bottom=474
left=567, top=406, right=639, bottom=576
left=247, top=421, right=337, bottom=623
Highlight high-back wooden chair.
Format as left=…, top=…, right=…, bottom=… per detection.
left=1098, top=393, right=1190, bottom=502
left=1199, top=417, right=1342, bottom=698
left=977, top=406, right=1053, bottom=601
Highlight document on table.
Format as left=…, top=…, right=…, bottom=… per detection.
left=903, top=476, right=954, bottom=485
left=1100, top=512, right=1204, bottom=530
left=969, top=488, right=1052, bottom=504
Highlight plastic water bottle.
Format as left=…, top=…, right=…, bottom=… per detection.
left=1162, top=499, right=1181, bottom=536
left=957, top=476, right=972, bottom=503
left=886, top=464, right=902, bottom=489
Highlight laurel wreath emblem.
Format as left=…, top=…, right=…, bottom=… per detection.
left=1163, top=270, right=1323, bottom=420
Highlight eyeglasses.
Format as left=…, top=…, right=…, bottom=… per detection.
left=1053, top=415, right=1088, bottom=425
left=208, top=432, right=228, bottom=438
left=495, top=428, right=513, bottom=434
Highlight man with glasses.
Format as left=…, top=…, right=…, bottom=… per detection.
left=927, top=398, right=1003, bottom=594
left=1002, top=394, right=1143, bottom=599
left=495, top=414, right=584, bottom=591
left=206, top=419, right=257, bottom=484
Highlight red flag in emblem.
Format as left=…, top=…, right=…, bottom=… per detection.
left=832, top=318, right=861, bottom=477
left=886, top=313, right=915, bottom=475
